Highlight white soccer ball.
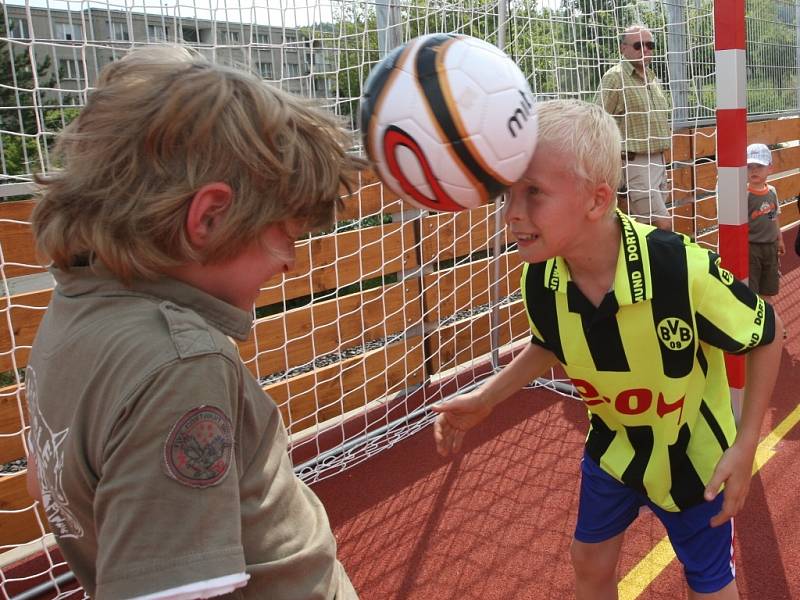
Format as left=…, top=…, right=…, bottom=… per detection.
left=360, top=34, right=538, bottom=212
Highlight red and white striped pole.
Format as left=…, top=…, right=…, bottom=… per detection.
left=714, top=0, right=748, bottom=420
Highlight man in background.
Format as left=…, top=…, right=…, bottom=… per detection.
left=598, top=24, right=673, bottom=231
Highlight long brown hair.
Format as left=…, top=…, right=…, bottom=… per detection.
left=33, top=45, right=364, bottom=282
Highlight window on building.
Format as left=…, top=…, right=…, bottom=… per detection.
left=59, top=58, right=84, bottom=81
left=181, top=27, right=199, bottom=43
left=8, top=19, right=31, bottom=39
left=147, top=24, right=169, bottom=41
left=108, top=21, right=130, bottom=41
left=55, top=23, right=82, bottom=41
left=283, top=62, right=300, bottom=77
left=219, top=30, right=241, bottom=44
left=254, top=32, right=270, bottom=45
left=258, top=62, right=273, bottom=79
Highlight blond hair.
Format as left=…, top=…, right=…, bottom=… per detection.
left=33, top=46, right=365, bottom=283
left=534, top=99, right=621, bottom=196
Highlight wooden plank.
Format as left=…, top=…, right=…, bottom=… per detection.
left=426, top=300, right=529, bottom=375
left=772, top=171, right=800, bottom=203
left=0, top=289, right=51, bottom=374
left=693, top=126, right=716, bottom=159
left=0, top=472, right=49, bottom=546
left=671, top=200, right=696, bottom=239
left=0, top=389, right=27, bottom=466
left=670, top=128, right=694, bottom=163
left=266, top=336, right=425, bottom=434
left=338, top=169, right=403, bottom=221
left=695, top=196, right=718, bottom=223
left=0, top=200, right=42, bottom=279
left=680, top=117, right=798, bottom=159
left=254, top=221, right=418, bottom=307
left=696, top=229, right=718, bottom=251
left=0, top=201, right=34, bottom=224
left=748, top=117, right=800, bottom=147
left=693, top=162, right=717, bottom=195
left=419, top=205, right=510, bottom=263
left=673, top=216, right=694, bottom=238
left=779, top=199, right=799, bottom=228
left=421, top=253, right=523, bottom=324
left=240, top=281, right=422, bottom=377
left=771, top=145, right=800, bottom=173
left=670, top=165, right=694, bottom=201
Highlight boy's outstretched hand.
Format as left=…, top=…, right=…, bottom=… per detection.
left=703, top=443, right=756, bottom=527
left=432, top=391, right=493, bottom=457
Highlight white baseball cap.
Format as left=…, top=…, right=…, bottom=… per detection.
left=746, top=143, right=772, bottom=166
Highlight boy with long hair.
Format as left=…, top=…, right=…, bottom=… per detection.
left=27, top=46, right=363, bottom=599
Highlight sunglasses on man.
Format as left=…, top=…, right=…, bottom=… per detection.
left=628, top=41, right=656, bottom=51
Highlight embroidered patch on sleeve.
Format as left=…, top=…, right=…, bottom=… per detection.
left=163, top=406, right=234, bottom=488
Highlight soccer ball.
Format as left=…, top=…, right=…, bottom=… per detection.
left=359, top=34, right=537, bottom=212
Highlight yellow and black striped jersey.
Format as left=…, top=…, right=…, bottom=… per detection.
left=521, top=211, right=776, bottom=512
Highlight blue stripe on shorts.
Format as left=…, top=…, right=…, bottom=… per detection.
left=575, top=455, right=735, bottom=594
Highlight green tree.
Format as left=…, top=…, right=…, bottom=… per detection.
left=1, top=5, right=59, bottom=180
left=1, top=5, right=54, bottom=134
left=329, top=3, right=380, bottom=126
left=745, top=0, right=797, bottom=114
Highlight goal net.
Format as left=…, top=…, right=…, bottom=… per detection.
left=0, top=0, right=796, bottom=596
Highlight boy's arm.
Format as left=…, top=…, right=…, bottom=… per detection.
left=433, top=342, right=558, bottom=456
left=704, top=313, right=784, bottom=527
left=777, top=221, right=786, bottom=256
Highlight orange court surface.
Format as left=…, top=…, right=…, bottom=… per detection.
left=314, top=225, right=800, bottom=600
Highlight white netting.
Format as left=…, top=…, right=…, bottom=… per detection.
left=0, top=0, right=798, bottom=597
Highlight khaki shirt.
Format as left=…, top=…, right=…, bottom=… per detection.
left=26, top=264, right=356, bottom=600
left=597, top=60, right=671, bottom=155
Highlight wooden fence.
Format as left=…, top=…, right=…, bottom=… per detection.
left=0, top=116, right=799, bottom=550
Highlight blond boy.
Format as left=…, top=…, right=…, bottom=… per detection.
left=433, top=100, right=783, bottom=599
left=26, top=46, right=363, bottom=599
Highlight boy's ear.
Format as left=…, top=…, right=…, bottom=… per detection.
left=186, top=182, right=233, bottom=248
left=587, top=182, right=615, bottom=221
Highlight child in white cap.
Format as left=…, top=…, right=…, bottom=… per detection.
left=746, top=143, right=785, bottom=300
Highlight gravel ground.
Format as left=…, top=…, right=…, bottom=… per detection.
left=1, top=457, right=26, bottom=474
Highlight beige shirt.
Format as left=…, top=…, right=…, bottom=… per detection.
left=597, top=60, right=671, bottom=155
left=26, top=263, right=356, bottom=599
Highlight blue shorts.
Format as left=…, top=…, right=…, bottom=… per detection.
left=575, top=456, right=735, bottom=594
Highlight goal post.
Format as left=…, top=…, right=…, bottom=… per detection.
left=714, top=0, right=749, bottom=419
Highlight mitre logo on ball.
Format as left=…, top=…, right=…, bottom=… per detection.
left=360, top=33, right=538, bottom=212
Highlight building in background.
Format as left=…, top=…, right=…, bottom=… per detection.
left=3, top=4, right=336, bottom=107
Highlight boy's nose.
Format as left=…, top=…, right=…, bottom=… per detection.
left=503, top=193, right=521, bottom=223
